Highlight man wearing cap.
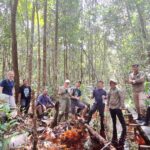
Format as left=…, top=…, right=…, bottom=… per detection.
left=58, top=79, right=71, bottom=122
left=129, top=64, right=145, bottom=120
left=107, top=79, right=126, bottom=147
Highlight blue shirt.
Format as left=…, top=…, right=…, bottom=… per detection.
left=0, top=79, right=14, bottom=96
left=93, top=88, right=107, bottom=105
left=36, top=94, right=54, bottom=106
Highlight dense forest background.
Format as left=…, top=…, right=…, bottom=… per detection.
left=0, top=0, right=150, bottom=97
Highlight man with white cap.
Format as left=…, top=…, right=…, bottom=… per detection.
left=58, top=79, right=71, bottom=122
left=107, top=79, right=126, bottom=147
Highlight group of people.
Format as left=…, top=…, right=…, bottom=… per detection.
left=0, top=63, right=150, bottom=147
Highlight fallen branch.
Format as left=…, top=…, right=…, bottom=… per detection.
left=85, top=124, right=116, bottom=150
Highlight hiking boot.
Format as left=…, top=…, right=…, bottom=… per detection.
left=119, top=137, right=125, bottom=145
left=100, top=129, right=106, bottom=139
left=136, top=114, right=142, bottom=120
left=143, top=122, right=148, bottom=126
left=111, top=138, right=118, bottom=147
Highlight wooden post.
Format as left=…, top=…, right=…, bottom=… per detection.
left=51, top=101, right=59, bottom=128
left=31, top=90, right=38, bottom=150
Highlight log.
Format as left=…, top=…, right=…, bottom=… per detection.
left=85, top=124, right=116, bottom=150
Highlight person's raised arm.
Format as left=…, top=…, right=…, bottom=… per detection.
left=128, top=74, right=133, bottom=84
left=0, top=80, right=5, bottom=94
left=0, top=87, right=3, bottom=94
left=134, top=72, right=145, bottom=84
left=48, top=96, right=55, bottom=107
left=107, top=92, right=110, bottom=107
left=90, top=90, right=95, bottom=99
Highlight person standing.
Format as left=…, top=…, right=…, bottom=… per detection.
left=107, top=79, right=126, bottom=147
left=0, top=71, right=16, bottom=108
left=58, top=80, right=71, bottom=122
left=129, top=64, right=145, bottom=120
left=70, top=81, right=87, bottom=119
left=18, top=79, right=32, bottom=114
left=86, top=81, right=107, bottom=132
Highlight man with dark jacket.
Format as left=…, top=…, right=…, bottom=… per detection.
left=86, top=81, right=107, bottom=132
left=18, top=79, right=32, bottom=114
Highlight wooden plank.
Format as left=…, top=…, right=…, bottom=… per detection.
left=127, top=107, right=138, bottom=120
left=140, top=126, right=150, bottom=142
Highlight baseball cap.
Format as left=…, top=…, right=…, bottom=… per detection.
left=65, top=79, right=70, bottom=83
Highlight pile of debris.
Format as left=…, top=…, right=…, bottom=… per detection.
left=0, top=114, right=116, bottom=150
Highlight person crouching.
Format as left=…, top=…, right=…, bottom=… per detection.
left=36, top=88, right=55, bottom=119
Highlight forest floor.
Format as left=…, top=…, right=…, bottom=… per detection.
left=0, top=108, right=146, bottom=150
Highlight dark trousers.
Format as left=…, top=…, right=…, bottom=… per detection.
left=110, top=108, right=126, bottom=140
left=145, top=106, right=150, bottom=124
left=87, top=103, right=105, bottom=130
left=20, top=99, right=30, bottom=114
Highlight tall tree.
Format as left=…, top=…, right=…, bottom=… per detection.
left=36, top=0, right=41, bottom=93
left=25, top=0, right=29, bottom=77
left=43, top=0, right=47, bottom=87
left=11, top=0, right=19, bottom=101
left=53, top=0, right=58, bottom=94
left=28, top=1, right=35, bottom=85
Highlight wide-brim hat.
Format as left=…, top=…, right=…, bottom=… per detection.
left=110, top=79, right=117, bottom=84
left=132, top=64, right=139, bottom=67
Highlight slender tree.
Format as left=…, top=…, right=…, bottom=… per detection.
left=43, top=0, right=47, bottom=87
left=11, top=0, right=19, bottom=101
left=36, top=0, right=41, bottom=93
left=28, top=1, right=35, bottom=85
left=53, top=0, right=59, bottom=95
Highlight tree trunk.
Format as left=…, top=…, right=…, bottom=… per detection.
left=43, top=0, right=47, bottom=87
left=53, top=0, right=59, bottom=95
left=80, top=43, right=83, bottom=82
left=11, top=0, right=19, bottom=102
left=28, top=1, right=35, bottom=85
left=64, top=37, right=68, bottom=80
left=36, top=0, right=41, bottom=94
left=2, top=46, right=6, bottom=78
left=25, top=0, right=29, bottom=77
left=134, top=0, right=150, bottom=63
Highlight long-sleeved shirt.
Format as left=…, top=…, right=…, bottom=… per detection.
left=0, top=79, right=14, bottom=96
left=93, top=88, right=107, bottom=105
left=129, top=71, right=145, bottom=92
left=58, top=86, right=70, bottom=100
left=36, top=94, right=54, bottom=107
left=107, top=88, right=124, bottom=109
